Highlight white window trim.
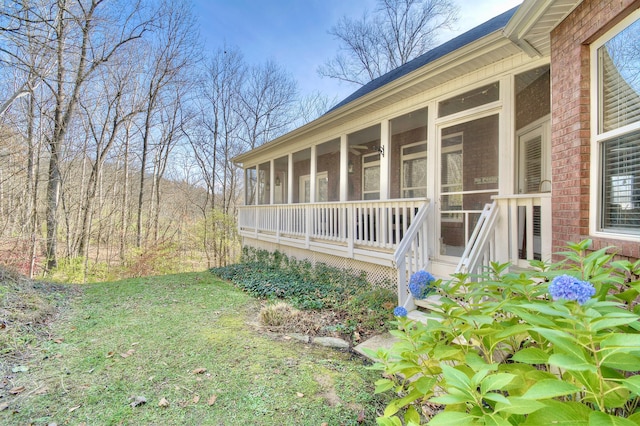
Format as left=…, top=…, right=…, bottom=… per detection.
left=401, top=140, right=428, bottom=198
left=362, top=152, right=380, bottom=199
left=589, top=9, right=640, bottom=241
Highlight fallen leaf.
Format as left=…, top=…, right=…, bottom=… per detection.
left=35, top=386, right=49, bottom=395
left=158, top=398, right=169, bottom=408
left=178, top=400, right=189, bottom=408
left=296, top=392, right=304, bottom=398
left=131, top=342, right=139, bottom=346
left=0, top=402, right=10, bottom=411
left=54, top=338, right=64, bottom=344
left=321, top=423, right=328, bottom=426
left=192, top=395, right=200, bottom=404
left=9, top=386, right=25, bottom=394
left=69, top=405, right=81, bottom=412
left=192, top=368, right=207, bottom=374
left=120, top=349, right=135, bottom=358
left=12, top=365, right=28, bottom=373
left=129, top=396, right=147, bottom=407
left=207, top=395, right=217, bottom=406
left=106, top=351, right=114, bottom=358
left=357, top=409, right=365, bottom=423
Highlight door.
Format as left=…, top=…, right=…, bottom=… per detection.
left=518, top=121, right=550, bottom=194
left=516, top=120, right=551, bottom=259
left=299, top=172, right=328, bottom=203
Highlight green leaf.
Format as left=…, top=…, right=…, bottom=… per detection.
left=414, top=376, right=436, bottom=394
left=589, top=411, right=638, bottom=425
left=480, top=373, right=516, bottom=394
left=532, top=328, right=587, bottom=361
left=522, top=400, right=590, bottom=425
left=483, top=392, right=510, bottom=405
left=601, top=334, right=640, bottom=356
left=428, top=411, right=480, bottom=426
left=522, top=379, right=581, bottom=400
left=441, top=364, right=471, bottom=390
left=601, top=353, right=640, bottom=372
left=549, top=353, right=597, bottom=372
left=623, top=376, right=640, bottom=396
left=376, top=417, right=403, bottom=426
left=430, top=393, right=472, bottom=405
left=512, top=347, right=550, bottom=364
left=520, top=302, right=572, bottom=318
left=483, top=414, right=513, bottom=426
left=627, top=412, right=640, bottom=425
left=404, top=406, right=420, bottom=426
left=589, top=312, right=640, bottom=332
left=375, top=379, right=395, bottom=394
left=494, top=396, right=545, bottom=415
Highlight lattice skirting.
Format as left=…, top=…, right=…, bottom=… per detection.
left=243, top=237, right=397, bottom=290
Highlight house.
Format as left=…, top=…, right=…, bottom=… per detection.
left=233, top=0, right=640, bottom=311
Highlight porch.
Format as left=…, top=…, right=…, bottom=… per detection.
left=237, top=193, right=552, bottom=308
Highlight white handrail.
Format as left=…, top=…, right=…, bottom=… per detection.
left=393, top=201, right=431, bottom=310
left=455, top=201, right=499, bottom=278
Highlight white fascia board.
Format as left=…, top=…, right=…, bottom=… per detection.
left=233, top=29, right=513, bottom=167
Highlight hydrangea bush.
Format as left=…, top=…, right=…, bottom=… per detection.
left=366, top=240, right=640, bottom=425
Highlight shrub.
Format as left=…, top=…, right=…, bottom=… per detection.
left=211, top=248, right=396, bottom=340
left=259, top=302, right=300, bottom=327
left=369, top=240, right=640, bottom=425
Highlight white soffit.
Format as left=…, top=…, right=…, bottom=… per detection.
left=504, top=0, right=582, bottom=57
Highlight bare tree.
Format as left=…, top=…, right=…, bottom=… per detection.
left=135, top=0, right=199, bottom=249
left=187, top=46, right=244, bottom=267
left=238, top=60, right=298, bottom=150
left=42, top=0, right=150, bottom=270
left=318, top=0, right=458, bottom=85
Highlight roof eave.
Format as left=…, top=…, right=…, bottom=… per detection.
left=503, top=0, right=583, bottom=57
left=233, top=29, right=513, bottom=166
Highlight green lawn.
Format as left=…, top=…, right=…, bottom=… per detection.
left=1, top=272, right=387, bottom=425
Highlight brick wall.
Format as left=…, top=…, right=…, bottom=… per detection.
left=550, top=0, right=639, bottom=260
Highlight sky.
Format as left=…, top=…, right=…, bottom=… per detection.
left=192, top=0, right=523, bottom=102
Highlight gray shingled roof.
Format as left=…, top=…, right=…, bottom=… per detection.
left=327, top=6, right=519, bottom=113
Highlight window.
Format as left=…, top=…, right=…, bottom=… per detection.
left=439, top=83, right=500, bottom=117
left=401, top=142, right=427, bottom=198
left=362, top=153, right=380, bottom=200
left=593, top=11, right=640, bottom=236
left=299, top=172, right=328, bottom=203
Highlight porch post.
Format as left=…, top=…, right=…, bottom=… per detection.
left=340, top=135, right=348, bottom=202
left=287, top=153, right=293, bottom=204
left=380, top=120, right=390, bottom=200
left=310, top=145, right=317, bottom=203
left=269, top=159, right=275, bottom=205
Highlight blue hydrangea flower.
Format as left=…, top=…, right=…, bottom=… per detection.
left=393, top=306, right=408, bottom=317
left=548, top=274, right=596, bottom=305
left=409, top=270, right=436, bottom=299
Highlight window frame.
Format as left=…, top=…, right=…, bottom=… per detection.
left=590, top=9, right=640, bottom=240
left=401, top=140, right=428, bottom=198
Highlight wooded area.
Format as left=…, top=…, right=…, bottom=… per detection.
left=0, top=0, right=457, bottom=282
left=0, top=0, right=326, bottom=280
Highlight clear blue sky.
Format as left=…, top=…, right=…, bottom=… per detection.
left=192, top=0, right=522, bottom=102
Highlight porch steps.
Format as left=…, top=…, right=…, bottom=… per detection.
left=353, top=309, right=439, bottom=362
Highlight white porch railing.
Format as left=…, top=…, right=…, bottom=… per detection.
left=494, top=193, right=552, bottom=268
left=393, top=202, right=431, bottom=311
left=238, top=199, right=427, bottom=255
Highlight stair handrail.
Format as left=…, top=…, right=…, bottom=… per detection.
left=394, top=201, right=431, bottom=310
left=455, top=200, right=499, bottom=277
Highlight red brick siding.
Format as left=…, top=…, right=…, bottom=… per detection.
left=550, top=0, right=639, bottom=260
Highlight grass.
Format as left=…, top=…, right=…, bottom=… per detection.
left=1, top=271, right=389, bottom=425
